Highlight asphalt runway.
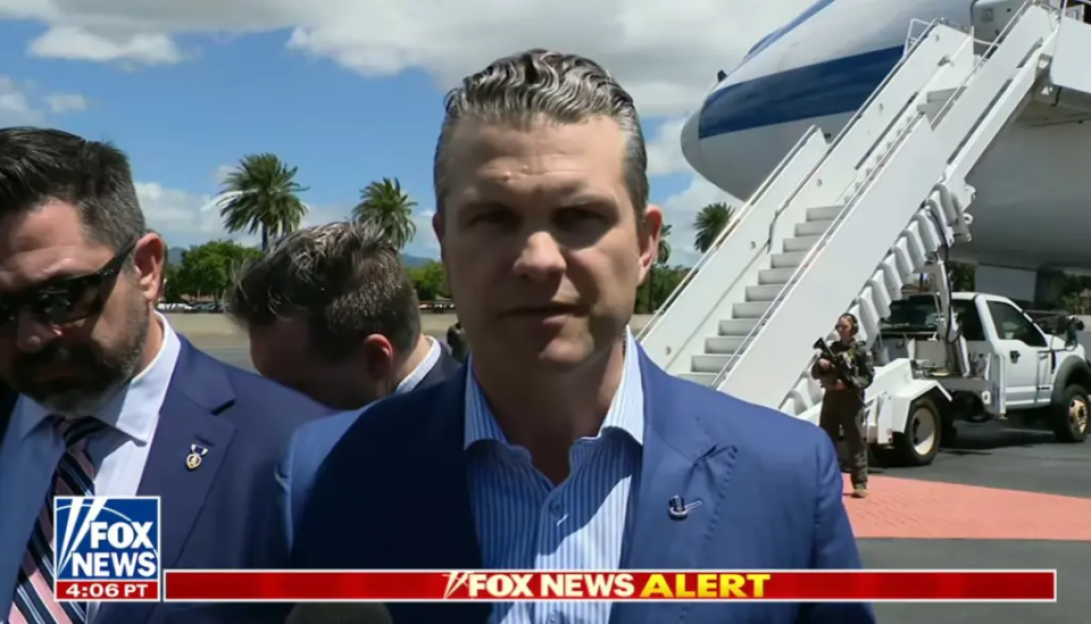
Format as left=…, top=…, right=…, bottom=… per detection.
left=195, top=330, right=1091, bottom=623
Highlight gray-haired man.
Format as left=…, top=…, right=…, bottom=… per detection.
left=282, top=49, right=871, bottom=624
left=226, top=221, right=460, bottom=410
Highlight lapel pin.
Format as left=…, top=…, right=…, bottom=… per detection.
left=668, top=495, right=702, bottom=520
left=186, top=444, right=209, bottom=471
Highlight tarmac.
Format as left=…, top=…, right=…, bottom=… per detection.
left=172, top=313, right=1091, bottom=623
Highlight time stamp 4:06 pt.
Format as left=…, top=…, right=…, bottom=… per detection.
left=55, top=581, right=160, bottom=602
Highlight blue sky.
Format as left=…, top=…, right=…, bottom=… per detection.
left=0, top=3, right=795, bottom=264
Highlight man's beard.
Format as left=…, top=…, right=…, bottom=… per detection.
left=11, top=298, right=150, bottom=416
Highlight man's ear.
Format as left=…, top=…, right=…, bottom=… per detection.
left=132, top=232, right=166, bottom=302
left=639, top=205, right=664, bottom=283
left=360, top=334, right=396, bottom=381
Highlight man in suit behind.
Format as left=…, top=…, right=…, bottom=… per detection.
left=229, top=221, right=461, bottom=535
left=283, top=50, right=874, bottom=624
left=226, top=220, right=460, bottom=412
left=0, top=127, right=329, bottom=624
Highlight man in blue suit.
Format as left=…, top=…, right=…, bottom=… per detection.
left=0, top=127, right=329, bottom=624
left=283, top=49, right=874, bottom=624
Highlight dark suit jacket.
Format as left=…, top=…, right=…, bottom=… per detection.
left=277, top=347, right=461, bottom=543
left=0, top=337, right=331, bottom=624
left=284, top=348, right=874, bottom=624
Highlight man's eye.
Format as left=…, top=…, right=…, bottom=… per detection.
left=472, top=211, right=513, bottom=225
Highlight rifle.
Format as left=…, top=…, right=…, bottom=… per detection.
left=812, top=338, right=860, bottom=394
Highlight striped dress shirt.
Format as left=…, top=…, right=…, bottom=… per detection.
left=464, top=329, right=645, bottom=624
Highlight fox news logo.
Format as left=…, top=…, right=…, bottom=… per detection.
left=54, top=497, right=160, bottom=586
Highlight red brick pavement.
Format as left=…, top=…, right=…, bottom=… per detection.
left=843, top=475, right=1091, bottom=540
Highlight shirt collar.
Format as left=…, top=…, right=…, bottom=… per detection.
left=463, top=326, right=645, bottom=450
left=16, top=313, right=182, bottom=443
left=395, top=336, right=441, bottom=395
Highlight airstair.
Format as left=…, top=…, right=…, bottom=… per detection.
left=640, top=1, right=1080, bottom=429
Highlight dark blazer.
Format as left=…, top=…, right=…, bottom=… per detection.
left=284, top=347, right=874, bottom=624
left=277, top=346, right=461, bottom=543
left=0, top=337, right=331, bottom=624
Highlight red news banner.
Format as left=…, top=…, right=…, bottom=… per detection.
left=163, top=570, right=1057, bottom=602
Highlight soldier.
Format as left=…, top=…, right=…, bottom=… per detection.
left=812, top=313, right=875, bottom=498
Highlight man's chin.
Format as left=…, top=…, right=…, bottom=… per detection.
left=526, top=338, right=599, bottom=372
left=19, top=379, right=117, bottom=416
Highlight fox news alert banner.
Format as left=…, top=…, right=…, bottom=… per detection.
left=53, top=496, right=162, bottom=603
left=163, top=570, right=1057, bottom=602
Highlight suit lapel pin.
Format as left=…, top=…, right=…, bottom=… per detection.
left=668, top=495, right=702, bottom=520
left=186, top=444, right=209, bottom=471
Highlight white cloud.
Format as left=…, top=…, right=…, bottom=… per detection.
left=0, top=0, right=814, bottom=116
left=646, top=117, right=690, bottom=177
left=211, top=164, right=234, bottom=186
left=0, top=75, right=45, bottom=125
left=404, top=208, right=439, bottom=259
left=659, top=176, right=741, bottom=267
left=44, top=92, right=87, bottom=112
left=29, top=26, right=182, bottom=65
left=0, top=75, right=89, bottom=124
left=138, top=175, right=441, bottom=257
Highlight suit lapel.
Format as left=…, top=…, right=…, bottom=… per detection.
left=368, top=371, right=488, bottom=624
left=98, top=340, right=236, bottom=624
left=612, top=352, right=740, bottom=624
left=417, top=348, right=462, bottom=390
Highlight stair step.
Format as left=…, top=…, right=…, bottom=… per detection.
left=771, top=251, right=807, bottom=268
left=758, top=268, right=796, bottom=285
left=806, top=205, right=842, bottom=220
left=693, top=354, right=732, bottom=374
left=794, top=219, right=833, bottom=236
left=925, top=87, right=959, bottom=103
left=679, top=372, right=718, bottom=387
left=745, top=284, right=783, bottom=301
left=784, top=235, right=821, bottom=253
left=719, top=319, right=759, bottom=335
left=705, top=335, right=744, bottom=353
left=733, top=300, right=773, bottom=318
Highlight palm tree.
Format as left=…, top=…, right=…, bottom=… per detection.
left=353, top=177, right=417, bottom=251
left=216, top=154, right=309, bottom=251
left=693, top=202, right=736, bottom=253
left=657, top=223, right=672, bottom=265
left=645, top=223, right=673, bottom=313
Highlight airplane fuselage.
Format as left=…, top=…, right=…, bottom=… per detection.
left=682, top=0, right=1091, bottom=284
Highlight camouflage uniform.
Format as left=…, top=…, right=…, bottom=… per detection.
left=811, top=339, right=875, bottom=492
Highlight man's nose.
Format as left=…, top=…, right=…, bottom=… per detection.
left=12, top=310, right=62, bottom=353
left=513, top=231, right=566, bottom=282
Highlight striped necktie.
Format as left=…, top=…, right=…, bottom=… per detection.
left=8, top=417, right=105, bottom=624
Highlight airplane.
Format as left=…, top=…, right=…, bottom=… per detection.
left=680, top=0, right=1091, bottom=306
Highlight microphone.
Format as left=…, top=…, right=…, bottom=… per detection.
left=286, top=602, right=393, bottom=624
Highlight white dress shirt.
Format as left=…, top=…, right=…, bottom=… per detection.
left=464, top=328, right=645, bottom=624
left=394, top=336, right=442, bottom=394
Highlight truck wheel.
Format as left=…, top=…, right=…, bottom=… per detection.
left=891, top=397, right=941, bottom=466
left=1052, top=384, right=1090, bottom=443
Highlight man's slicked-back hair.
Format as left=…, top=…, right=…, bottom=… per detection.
left=0, top=126, right=145, bottom=252
left=225, top=221, right=422, bottom=361
left=434, top=48, right=649, bottom=213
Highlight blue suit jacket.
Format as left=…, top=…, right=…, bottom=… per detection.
left=59, top=338, right=328, bottom=624
left=285, top=350, right=874, bottom=624
left=278, top=348, right=461, bottom=542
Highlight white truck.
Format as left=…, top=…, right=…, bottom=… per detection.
left=862, top=290, right=1090, bottom=467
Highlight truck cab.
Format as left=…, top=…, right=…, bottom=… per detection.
left=876, top=292, right=1091, bottom=456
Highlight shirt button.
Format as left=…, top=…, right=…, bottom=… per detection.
left=549, top=500, right=563, bottom=515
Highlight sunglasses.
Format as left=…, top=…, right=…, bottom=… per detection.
left=0, top=241, right=137, bottom=335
